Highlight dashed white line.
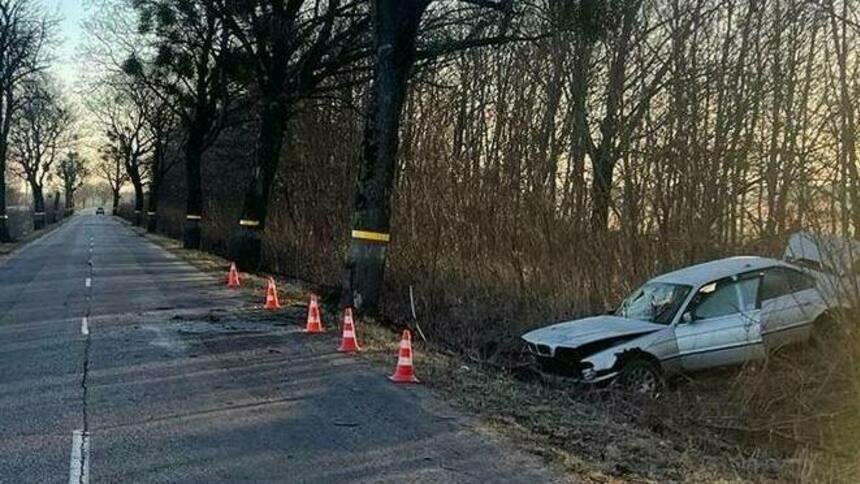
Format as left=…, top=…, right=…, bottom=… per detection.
left=81, top=317, right=89, bottom=336
left=85, top=278, right=91, bottom=288
left=68, top=430, right=90, bottom=484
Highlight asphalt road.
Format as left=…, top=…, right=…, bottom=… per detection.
left=0, top=214, right=557, bottom=483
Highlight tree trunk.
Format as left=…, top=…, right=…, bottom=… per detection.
left=111, top=189, right=120, bottom=215
left=343, top=0, right=430, bottom=313
left=0, top=141, right=9, bottom=242
left=0, top=93, right=9, bottom=242
left=230, top=99, right=287, bottom=269
left=589, top=0, right=640, bottom=232
left=32, top=183, right=45, bottom=230
left=131, top=175, right=144, bottom=226
left=184, top=125, right=205, bottom=249
left=565, top=39, right=592, bottom=225
left=147, top=171, right=160, bottom=233
left=51, top=191, right=61, bottom=223
left=147, top=137, right=168, bottom=233
left=590, top=151, right=615, bottom=231
left=0, top=157, right=12, bottom=243
left=64, top=183, right=75, bottom=216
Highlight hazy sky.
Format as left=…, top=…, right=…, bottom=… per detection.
left=52, top=0, right=89, bottom=89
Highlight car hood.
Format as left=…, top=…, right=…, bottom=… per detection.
left=522, top=315, right=666, bottom=348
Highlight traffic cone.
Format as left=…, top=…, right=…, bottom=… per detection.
left=303, top=295, right=324, bottom=333
left=338, top=307, right=360, bottom=352
left=264, top=277, right=281, bottom=310
left=389, top=330, right=419, bottom=383
left=227, top=263, right=240, bottom=288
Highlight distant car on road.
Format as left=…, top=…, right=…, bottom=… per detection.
left=522, top=256, right=831, bottom=393
left=96, top=207, right=105, bottom=215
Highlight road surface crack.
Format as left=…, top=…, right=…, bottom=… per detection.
left=76, top=230, right=95, bottom=484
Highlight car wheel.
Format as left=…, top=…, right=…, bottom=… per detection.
left=619, top=358, right=663, bottom=396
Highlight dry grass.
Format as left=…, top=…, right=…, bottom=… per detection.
left=127, top=218, right=859, bottom=483
left=338, top=317, right=859, bottom=483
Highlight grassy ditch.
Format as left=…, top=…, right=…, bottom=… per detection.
left=132, top=222, right=858, bottom=483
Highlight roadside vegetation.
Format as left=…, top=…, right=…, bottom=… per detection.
left=132, top=223, right=859, bottom=482
left=70, top=0, right=860, bottom=481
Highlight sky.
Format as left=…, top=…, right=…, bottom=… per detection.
left=52, top=0, right=89, bottom=90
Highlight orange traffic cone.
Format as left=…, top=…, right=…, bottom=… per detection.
left=303, top=295, right=324, bottom=333
left=389, top=330, right=419, bottom=383
left=227, top=263, right=240, bottom=288
left=264, top=277, right=281, bottom=310
left=338, top=307, right=360, bottom=352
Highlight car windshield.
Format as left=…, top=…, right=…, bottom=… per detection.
left=616, top=282, right=691, bottom=325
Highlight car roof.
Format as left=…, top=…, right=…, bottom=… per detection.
left=650, top=256, right=789, bottom=287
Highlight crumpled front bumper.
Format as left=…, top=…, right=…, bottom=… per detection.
left=525, top=343, right=618, bottom=383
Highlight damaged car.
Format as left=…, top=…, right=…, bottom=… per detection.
left=522, top=256, right=831, bottom=393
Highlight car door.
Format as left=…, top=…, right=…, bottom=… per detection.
left=760, top=266, right=826, bottom=350
left=675, top=274, right=765, bottom=371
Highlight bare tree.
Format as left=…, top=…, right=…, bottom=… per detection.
left=0, top=0, right=50, bottom=240
left=9, top=76, right=71, bottom=230
left=141, top=94, right=178, bottom=232
left=345, top=0, right=514, bottom=312
left=56, top=150, right=87, bottom=215
left=215, top=0, right=369, bottom=269
left=123, top=0, right=242, bottom=248
left=95, top=144, right=128, bottom=215
left=89, top=77, right=154, bottom=226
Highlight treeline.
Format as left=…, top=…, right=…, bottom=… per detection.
left=88, top=0, right=860, bottom=353
left=0, top=0, right=85, bottom=240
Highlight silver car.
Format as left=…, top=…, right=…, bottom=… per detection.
left=522, top=256, right=830, bottom=392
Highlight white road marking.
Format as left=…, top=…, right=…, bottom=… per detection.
left=68, top=430, right=90, bottom=484
left=85, top=278, right=91, bottom=288
left=81, top=317, right=89, bottom=336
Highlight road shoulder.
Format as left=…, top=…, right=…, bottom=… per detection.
left=120, top=219, right=575, bottom=482
left=0, top=215, right=73, bottom=262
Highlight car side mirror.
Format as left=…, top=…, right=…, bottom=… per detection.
left=681, top=312, right=693, bottom=324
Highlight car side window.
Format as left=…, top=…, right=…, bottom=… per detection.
left=689, top=278, right=742, bottom=320
left=736, top=277, right=761, bottom=311
left=786, top=268, right=815, bottom=291
left=761, top=267, right=814, bottom=301
left=760, top=268, right=792, bottom=300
